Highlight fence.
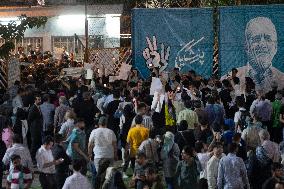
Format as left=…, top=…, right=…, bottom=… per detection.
left=88, top=47, right=132, bottom=77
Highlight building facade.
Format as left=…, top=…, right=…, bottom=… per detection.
left=0, top=1, right=123, bottom=61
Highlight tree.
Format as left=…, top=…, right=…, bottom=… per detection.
left=0, top=15, right=48, bottom=59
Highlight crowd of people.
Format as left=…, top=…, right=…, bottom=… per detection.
left=16, top=45, right=76, bottom=65
left=0, top=66, right=284, bottom=189
left=15, top=45, right=83, bottom=88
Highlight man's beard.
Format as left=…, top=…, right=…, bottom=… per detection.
left=248, top=50, right=272, bottom=73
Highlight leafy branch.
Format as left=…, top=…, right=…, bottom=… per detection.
left=0, top=15, right=48, bottom=59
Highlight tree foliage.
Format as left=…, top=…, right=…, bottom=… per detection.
left=0, top=15, right=47, bottom=59
left=120, top=0, right=283, bottom=8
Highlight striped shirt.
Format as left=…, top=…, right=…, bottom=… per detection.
left=138, top=138, right=159, bottom=163
left=131, top=115, right=153, bottom=130
left=7, top=166, right=33, bottom=189
left=142, top=115, right=153, bottom=130
left=54, top=104, right=71, bottom=129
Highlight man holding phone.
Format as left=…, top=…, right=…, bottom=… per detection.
left=52, top=134, right=71, bottom=189
left=36, top=136, right=65, bottom=189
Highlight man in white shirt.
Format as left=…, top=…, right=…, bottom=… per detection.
left=196, top=141, right=211, bottom=179
left=207, top=143, right=224, bottom=189
left=2, top=134, right=33, bottom=170
left=234, top=96, right=249, bottom=132
left=36, top=136, right=64, bottom=189
left=88, top=116, right=117, bottom=173
left=232, top=77, right=242, bottom=99
left=63, top=159, right=92, bottom=189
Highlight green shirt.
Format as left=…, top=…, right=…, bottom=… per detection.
left=272, top=100, right=282, bottom=128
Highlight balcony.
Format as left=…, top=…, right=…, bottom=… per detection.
left=0, top=0, right=126, bottom=6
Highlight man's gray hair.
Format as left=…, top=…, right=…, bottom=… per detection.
left=59, top=96, right=67, bottom=105
left=245, top=17, right=277, bottom=42
left=259, top=129, right=270, bottom=140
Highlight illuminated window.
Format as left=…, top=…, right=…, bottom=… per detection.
left=52, top=36, right=84, bottom=60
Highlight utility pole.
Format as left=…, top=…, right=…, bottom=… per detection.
left=84, top=0, right=89, bottom=63
left=213, top=0, right=219, bottom=78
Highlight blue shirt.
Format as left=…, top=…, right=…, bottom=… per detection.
left=204, top=104, right=224, bottom=129
left=217, top=153, right=250, bottom=189
left=222, top=130, right=234, bottom=145
left=40, top=102, right=55, bottom=131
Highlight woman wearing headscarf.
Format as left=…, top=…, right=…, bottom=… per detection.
left=161, top=131, right=180, bottom=189
left=102, top=167, right=126, bottom=189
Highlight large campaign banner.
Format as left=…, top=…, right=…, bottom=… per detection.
left=132, top=8, right=214, bottom=79
left=219, top=5, right=284, bottom=91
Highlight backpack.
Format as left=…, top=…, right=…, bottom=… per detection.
left=237, top=110, right=250, bottom=131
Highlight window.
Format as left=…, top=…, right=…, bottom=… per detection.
left=52, top=36, right=84, bottom=61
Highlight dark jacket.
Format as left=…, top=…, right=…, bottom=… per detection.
left=262, top=177, right=279, bottom=189
left=0, top=140, right=6, bottom=162
left=27, top=104, right=43, bottom=129
left=105, top=100, right=121, bottom=135
left=73, top=99, right=98, bottom=128
left=175, top=130, right=196, bottom=150
left=51, top=143, right=71, bottom=173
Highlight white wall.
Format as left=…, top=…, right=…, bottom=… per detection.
left=23, top=14, right=120, bottom=51
left=0, top=4, right=123, bottom=52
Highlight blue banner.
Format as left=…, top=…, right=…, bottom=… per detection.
left=132, top=8, right=214, bottom=79
left=219, top=5, right=284, bottom=91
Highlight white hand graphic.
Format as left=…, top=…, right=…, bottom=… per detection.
left=143, top=36, right=170, bottom=72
